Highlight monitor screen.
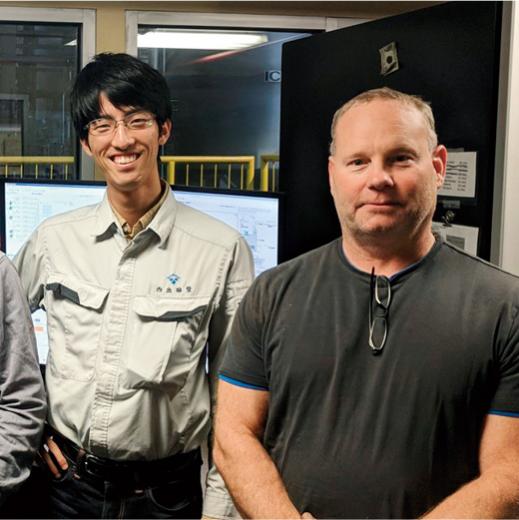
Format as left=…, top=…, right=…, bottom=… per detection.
left=174, top=188, right=279, bottom=276
left=3, top=181, right=106, bottom=364
left=1, top=180, right=280, bottom=364
left=3, top=181, right=107, bottom=258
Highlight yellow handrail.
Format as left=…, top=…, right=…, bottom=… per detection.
left=260, top=154, right=279, bottom=192
left=0, top=156, right=75, bottom=163
left=0, top=155, right=274, bottom=191
left=161, top=155, right=256, bottom=190
left=0, top=156, right=75, bottom=180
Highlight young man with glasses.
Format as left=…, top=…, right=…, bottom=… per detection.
left=14, top=53, right=253, bottom=519
left=215, top=87, right=519, bottom=518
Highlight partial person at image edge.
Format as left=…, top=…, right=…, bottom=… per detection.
left=0, top=252, right=46, bottom=506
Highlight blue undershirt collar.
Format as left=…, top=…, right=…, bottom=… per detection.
left=338, top=235, right=442, bottom=282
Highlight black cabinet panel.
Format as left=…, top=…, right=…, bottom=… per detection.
left=280, top=1, right=502, bottom=261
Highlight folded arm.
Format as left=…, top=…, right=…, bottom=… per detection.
left=423, top=413, right=519, bottom=518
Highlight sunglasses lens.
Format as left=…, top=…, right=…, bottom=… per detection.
left=369, top=272, right=391, bottom=352
left=369, top=316, right=387, bottom=351
left=375, top=277, right=391, bottom=308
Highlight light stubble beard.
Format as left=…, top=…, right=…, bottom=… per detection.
left=338, top=202, right=437, bottom=251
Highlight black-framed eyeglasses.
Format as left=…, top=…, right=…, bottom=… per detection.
left=85, top=112, right=156, bottom=137
left=369, top=267, right=391, bottom=354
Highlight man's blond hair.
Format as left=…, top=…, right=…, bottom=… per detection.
left=329, top=87, right=438, bottom=155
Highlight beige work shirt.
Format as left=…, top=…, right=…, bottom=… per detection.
left=14, top=189, right=254, bottom=518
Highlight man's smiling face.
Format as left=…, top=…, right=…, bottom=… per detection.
left=328, top=98, right=446, bottom=244
left=81, top=93, right=171, bottom=194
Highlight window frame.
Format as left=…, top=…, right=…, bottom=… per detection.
left=125, top=11, right=367, bottom=56
left=0, top=6, right=96, bottom=179
left=125, top=10, right=366, bottom=186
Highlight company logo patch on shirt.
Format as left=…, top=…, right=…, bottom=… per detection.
left=167, top=273, right=180, bottom=285
left=156, top=273, right=192, bottom=294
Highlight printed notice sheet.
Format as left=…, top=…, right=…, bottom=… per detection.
left=439, top=151, right=477, bottom=198
left=432, top=222, right=479, bottom=256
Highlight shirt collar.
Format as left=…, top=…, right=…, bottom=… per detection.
left=93, top=193, right=118, bottom=239
left=338, top=235, right=442, bottom=282
left=146, top=187, right=177, bottom=247
left=111, top=180, right=170, bottom=240
left=93, top=180, right=177, bottom=244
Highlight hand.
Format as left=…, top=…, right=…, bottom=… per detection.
left=301, top=513, right=315, bottom=518
left=39, top=435, right=68, bottom=478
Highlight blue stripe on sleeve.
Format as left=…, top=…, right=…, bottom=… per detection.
left=218, top=374, right=268, bottom=391
left=488, top=409, right=519, bottom=418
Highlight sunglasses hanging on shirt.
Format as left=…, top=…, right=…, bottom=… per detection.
left=369, top=267, right=392, bottom=354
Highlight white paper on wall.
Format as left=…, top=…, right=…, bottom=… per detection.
left=432, top=221, right=479, bottom=256
left=439, top=151, right=477, bottom=198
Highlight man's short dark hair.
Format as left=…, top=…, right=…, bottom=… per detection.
left=71, top=53, right=172, bottom=141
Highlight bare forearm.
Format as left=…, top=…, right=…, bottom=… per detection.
left=214, top=433, right=300, bottom=519
left=423, top=468, right=519, bottom=519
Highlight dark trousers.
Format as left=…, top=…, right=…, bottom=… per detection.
left=47, top=450, right=203, bottom=519
left=0, top=453, right=203, bottom=519
left=0, top=465, right=50, bottom=519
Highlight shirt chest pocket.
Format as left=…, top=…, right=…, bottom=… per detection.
left=122, top=295, right=211, bottom=393
left=45, top=274, right=109, bottom=382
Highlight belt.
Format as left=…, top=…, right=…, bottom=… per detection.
left=48, top=428, right=201, bottom=488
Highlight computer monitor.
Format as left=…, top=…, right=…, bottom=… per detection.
left=0, top=179, right=281, bottom=363
left=174, top=187, right=279, bottom=276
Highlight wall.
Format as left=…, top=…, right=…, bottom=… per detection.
left=0, top=1, right=442, bottom=54
left=500, top=2, right=519, bottom=275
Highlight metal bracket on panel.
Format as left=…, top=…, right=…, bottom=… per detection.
left=379, top=42, right=399, bottom=76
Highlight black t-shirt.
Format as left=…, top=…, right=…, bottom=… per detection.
left=220, top=238, right=519, bottom=519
